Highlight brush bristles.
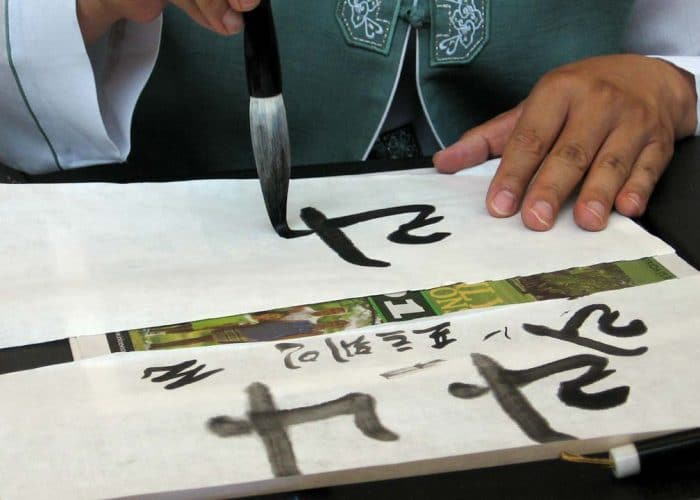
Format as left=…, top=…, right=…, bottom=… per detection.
left=249, top=94, right=292, bottom=231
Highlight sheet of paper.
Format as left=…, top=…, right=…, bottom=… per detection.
left=1, top=277, right=699, bottom=499
left=0, top=170, right=672, bottom=348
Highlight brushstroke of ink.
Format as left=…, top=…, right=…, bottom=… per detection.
left=325, top=335, right=372, bottom=362
left=376, top=330, right=414, bottom=352
left=207, top=382, right=398, bottom=477
left=275, top=342, right=320, bottom=370
left=483, top=326, right=509, bottom=341
left=142, top=360, right=223, bottom=390
left=293, top=205, right=450, bottom=267
left=449, top=353, right=630, bottom=443
left=522, top=304, right=648, bottom=356
left=413, top=321, right=456, bottom=349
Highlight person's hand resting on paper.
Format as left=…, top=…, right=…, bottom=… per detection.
left=433, top=55, right=698, bottom=232
left=77, top=0, right=261, bottom=43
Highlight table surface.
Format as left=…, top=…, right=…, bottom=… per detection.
left=3, top=140, right=699, bottom=500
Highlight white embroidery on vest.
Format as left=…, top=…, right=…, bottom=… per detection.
left=337, top=0, right=401, bottom=55
left=351, top=0, right=385, bottom=39
left=432, top=0, right=489, bottom=64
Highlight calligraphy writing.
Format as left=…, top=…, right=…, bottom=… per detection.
left=449, top=353, right=630, bottom=443
left=208, top=382, right=398, bottom=477
left=483, top=327, right=509, bottom=341
left=522, top=304, right=647, bottom=356
left=325, top=335, right=372, bottom=362
left=412, top=321, right=456, bottom=349
left=376, top=331, right=413, bottom=352
left=292, top=205, right=450, bottom=268
left=142, top=360, right=223, bottom=390
left=276, top=322, right=456, bottom=369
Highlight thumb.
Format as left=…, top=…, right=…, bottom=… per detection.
left=433, top=105, right=522, bottom=173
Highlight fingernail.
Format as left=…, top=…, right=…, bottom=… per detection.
left=491, top=190, right=516, bottom=216
left=529, top=200, right=553, bottom=228
left=624, top=193, right=642, bottom=210
left=585, top=200, right=605, bottom=225
left=223, top=10, right=243, bottom=33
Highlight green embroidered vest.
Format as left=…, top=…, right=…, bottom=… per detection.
left=130, top=0, right=633, bottom=175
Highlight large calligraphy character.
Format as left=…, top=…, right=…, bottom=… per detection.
left=522, top=303, right=648, bottom=356
left=291, top=205, right=450, bottom=267
left=449, top=353, right=630, bottom=443
left=208, top=382, right=398, bottom=477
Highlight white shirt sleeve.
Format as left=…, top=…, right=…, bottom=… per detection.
left=0, top=0, right=160, bottom=174
left=625, top=0, right=700, bottom=135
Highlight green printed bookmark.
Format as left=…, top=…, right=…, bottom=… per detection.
left=113, top=257, right=676, bottom=353
left=425, top=279, right=529, bottom=314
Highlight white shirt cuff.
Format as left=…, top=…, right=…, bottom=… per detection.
left=7, top=0, right=160, bottom=173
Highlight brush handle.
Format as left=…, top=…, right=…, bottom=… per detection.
left=243, top=0, right=282, bottom=98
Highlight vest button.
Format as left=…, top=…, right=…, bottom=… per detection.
left=400, top=0, right=429, bottom=28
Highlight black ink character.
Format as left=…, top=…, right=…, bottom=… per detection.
left=413, top=321, right=456, bottom=349
left=275, top=343, right=320, bottom=370
left=325, top=335, right=372, bottom=362
left=522, top=304, right=648, bottom=356
left=142, top=360, right=223, bottom=390
left=483, top=326, right=509, bottom=341
left=292, top=205, right=450, bottom=267
left=449, top=353, right=630, bottom=443
left=376, top=330, right=413, bottom=352
left=207, top=382, right=399, bottom=477
left=276, top=336, right=373, bottom=369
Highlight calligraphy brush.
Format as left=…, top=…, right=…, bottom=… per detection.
left=243, top=0, right=293, bottom=237
left=561, top=428, right=700, bottom=478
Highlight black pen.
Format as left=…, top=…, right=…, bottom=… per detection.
left=561, top=428, right=700, bottom=478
